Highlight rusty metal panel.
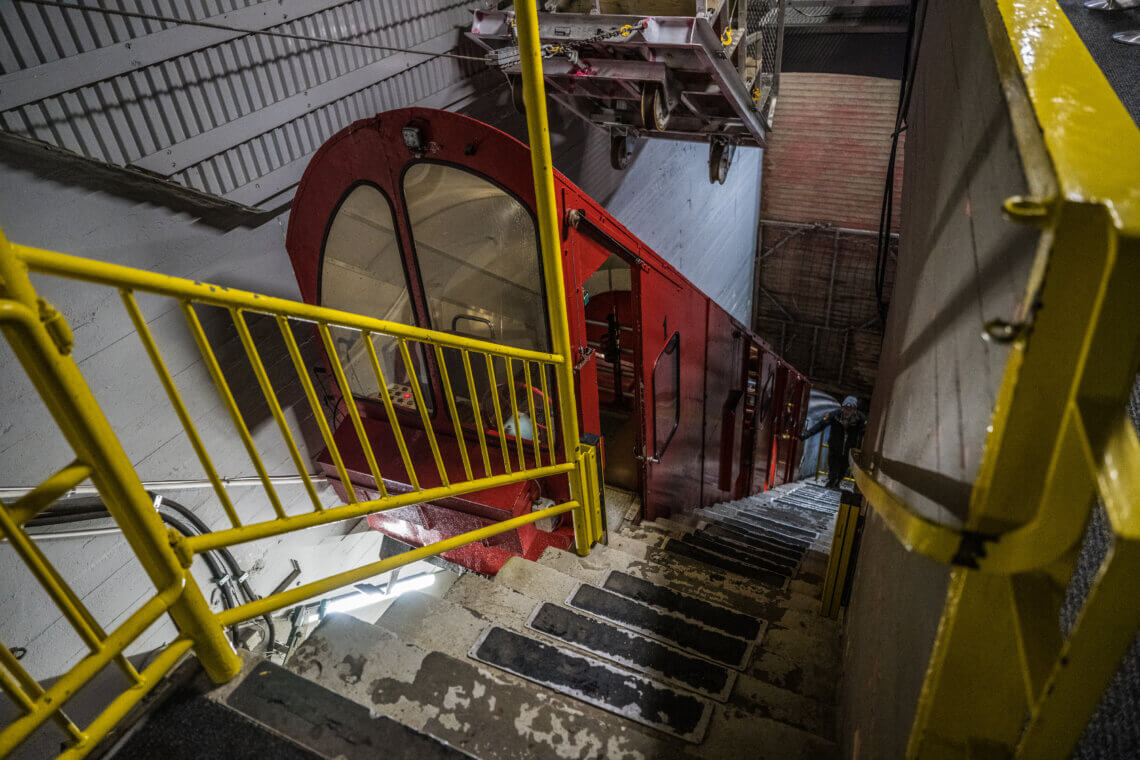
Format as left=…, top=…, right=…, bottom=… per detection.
left=761, top=72, right=904, bottom=231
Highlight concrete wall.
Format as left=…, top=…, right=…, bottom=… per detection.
left=837, top=0, right=1041, bottom=756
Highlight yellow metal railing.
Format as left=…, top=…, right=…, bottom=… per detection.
left=0, top=230, right=602, bottom=759
left=0, top=6, right=598, bottom=755
left=848, top=1, right=1140, bottom=757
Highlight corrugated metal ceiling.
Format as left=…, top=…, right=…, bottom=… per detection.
left=0, top=0, right=486, bottom=210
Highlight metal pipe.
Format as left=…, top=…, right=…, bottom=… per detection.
left=0, top=474, right=324, bottom=500
left=760, top=218, right=900, bottom=238
left=513, top=0, right=590, bottom=552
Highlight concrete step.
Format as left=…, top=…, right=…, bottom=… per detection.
left=110, top=654, right=472, bottom=760
left=447, top=565, right=836, bottom=742
left=612, top=524, right=817, bottom=596
left=659, top=538, right=793, bottom=589
left=288, top=612, right=695, bottom=760
left=381, top=586, right=737, bottom=703
left=291, top=613, right=838, bottom=759
left=536, top=546, right=842, bottom=698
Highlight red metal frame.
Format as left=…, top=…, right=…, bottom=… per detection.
left=285, top=107, right=810, bottom=573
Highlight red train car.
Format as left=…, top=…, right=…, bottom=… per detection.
left=285, top=108, right=809, bottom=574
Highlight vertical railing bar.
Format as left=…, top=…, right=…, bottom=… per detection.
left=121, top=290, right=242, bottom=528
left=0, top=640, right=84, bottom=742
left=230, top=308, right=322, bottom=512
left=362, top=330, right=420, bottom=491
left=539, top=361, right=557, bottom=464
left=484, top=353, right=512, bottom=474
left=181, top=301, right=286, bottom=519
left=277, top=317, right=355, bottom=505
left=398, top=338, right=449, bottom=486
left=0, top=507, right=142, bottom=686
left=522, top=360, right=542, bottom=468
left=316, top=324, right=388, bottom=498
left=0, top=667, right=33, bottom=713
left=505, top=357, right=527, bottom=469
left=462, top=349, right=493, bottom=478
left=434, top=344, right=473, bottom=481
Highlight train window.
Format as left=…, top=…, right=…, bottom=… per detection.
left=403, top=163, right=550, bottom=354
left=320, top=184, right=431, bottom=411
left=652, top=332, right=681, bottom=459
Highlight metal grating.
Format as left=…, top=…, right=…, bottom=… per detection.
left=744, top=0, right=785, bottom=118
left=0, top=0, right=487, bottom=210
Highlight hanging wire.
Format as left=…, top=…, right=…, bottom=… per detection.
left=874, top=0, right=929, bottom=322
left=16, top=0, right=489, bottom=63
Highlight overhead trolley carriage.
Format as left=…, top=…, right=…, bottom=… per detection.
left=468, top=0, right=787, bottom=182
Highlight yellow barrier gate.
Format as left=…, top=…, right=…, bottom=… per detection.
left=0, top=4, right=601, bottom=756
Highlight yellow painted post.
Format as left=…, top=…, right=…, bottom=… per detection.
left=0, top=227, right=240, bottom=684
left=512, top=0, right=592, bottom=554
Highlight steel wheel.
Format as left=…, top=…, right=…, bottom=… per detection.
left=708, top=140, right=735, bottom=184
left=610, top=132, right=634, bottom=170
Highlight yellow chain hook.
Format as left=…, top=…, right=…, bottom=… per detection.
left=721, top=27, right=733, bottom=46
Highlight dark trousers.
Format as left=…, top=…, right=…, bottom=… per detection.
left=826, top=445, right=849, bottom=487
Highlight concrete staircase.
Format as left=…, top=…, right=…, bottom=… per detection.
left=105, top=482, right=844, bottom=760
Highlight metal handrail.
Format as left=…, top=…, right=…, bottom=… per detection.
left=849, top=1, right=1140, bottom=757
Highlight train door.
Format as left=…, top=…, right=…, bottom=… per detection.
left=581, top=253, right=639, bottom=492
left=771, top=370, right=807, bottom=485
left=637, top=265, right=706, bottom=520
left=738, top=342, right=772, bottom=495
left=749, top=348, right=781, bottom=492
left=702, top=306, right=747, bottom=505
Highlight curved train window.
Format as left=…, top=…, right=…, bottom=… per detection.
left=403, top=163, right=550, bottom=353
left=320, top=184, right=430, bottom=411
left=652, top=332, right=681, bottom=459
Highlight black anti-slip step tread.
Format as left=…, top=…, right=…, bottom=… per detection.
left=777, top=493, right=839, bottom=510
left=734, top=507, right=820, bottom=536
left=713, top=518, right=811, bottom=552
left=663, top=538, right=791, bottom=589
left=730, top=511, right=818, bottom=539
left=470, top=625, right=713, bottom=743
left=601, top=569, right=766, bottom=641
left=114, top=689, right=323, bottom=760
left=228, top=660, right=472, bottom=759
left=765, top=500, right=835, bottom=525
left=681, top=533, right=798, bottom=575
left=568, top=583, right=754, bottom=669
left=527, top=602, right=735, bottom=701
left=699, top=524, right=804, bottom=563
left=685, top=530, right=801, bottom=571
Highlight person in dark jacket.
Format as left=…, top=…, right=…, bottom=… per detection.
left=803, top=396, right=866, bottom=488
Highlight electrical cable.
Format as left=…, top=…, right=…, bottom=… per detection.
left=158, top=512, right=242, bottom=648
left=155, top=496, right=277, bottom=652
left=874, top=0, right=928, bottom=322
left=16, top=0, right=489, bottom=63
left=24, top=498, right=274, bottom=652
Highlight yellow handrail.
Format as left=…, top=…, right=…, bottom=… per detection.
left=847, top=1, right=1140, bottom=757
left=0, top=177, right=601, bottom=760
